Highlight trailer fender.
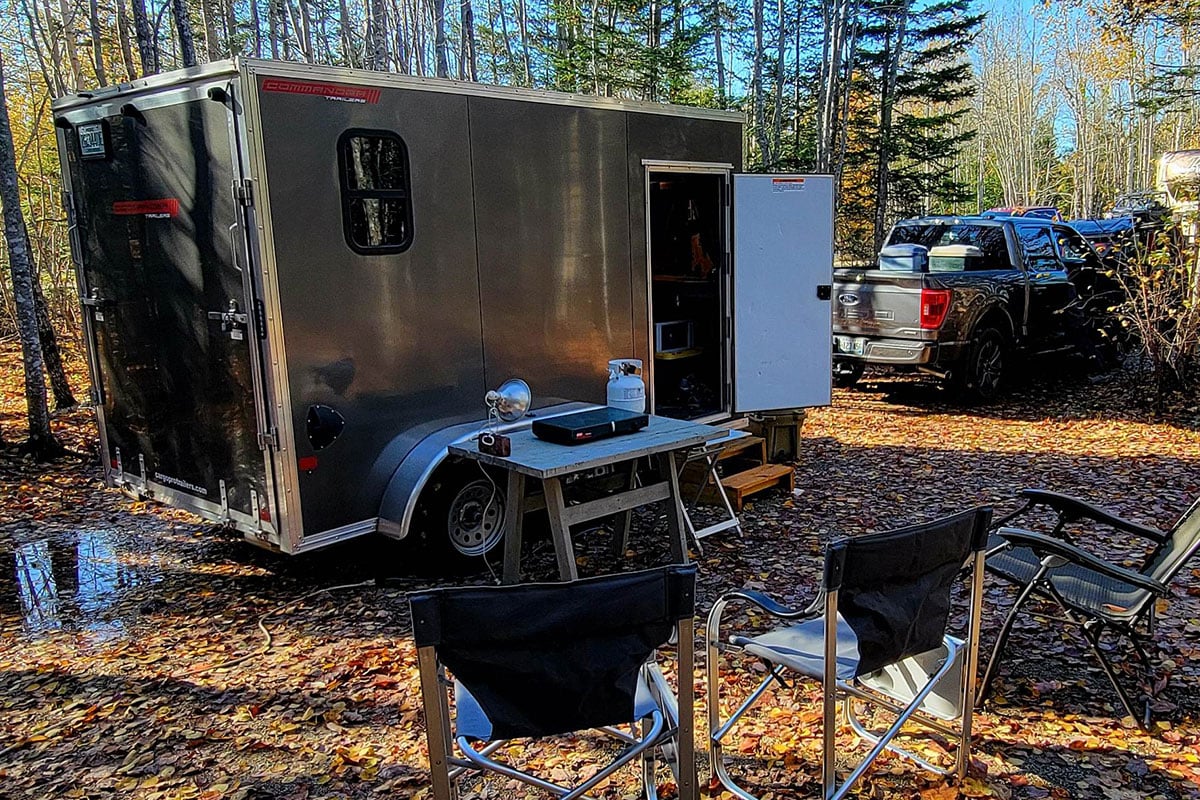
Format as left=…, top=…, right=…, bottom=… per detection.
left=375, top=401, right=595, bottom=541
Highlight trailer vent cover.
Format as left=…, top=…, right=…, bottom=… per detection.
left=306, top=404, right=345, bottom=451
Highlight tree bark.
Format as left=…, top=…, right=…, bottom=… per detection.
left=58, top=0, right=84, bottom=90
left=751, top=0, right=771, bottom=166
left=713, top=0, right=725, bottom=106
left=873, top=2, right=910, bottom=250
left=433, top=0, right=450, bottom=78
left=370, top=0, right=388, bottom=69
left=460, top=0, right=478, bottom=80
left=88, top=0, right=108, bottom=85
left=33, top=276, right=76, bottom=409
left=0, top=51, right=58, bottom=457
left=172, top=0, right=199, bottom=67
left=115, top=0, right=139, bottom=79
left=201, top=0, right=223, bottom=60
left=131, top=0, right=158, bottom=74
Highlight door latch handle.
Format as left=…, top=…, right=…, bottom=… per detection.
left=208, top=300, right=249, bottom=340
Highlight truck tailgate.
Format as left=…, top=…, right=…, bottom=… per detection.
left=832, top=269, right=926, bottom=339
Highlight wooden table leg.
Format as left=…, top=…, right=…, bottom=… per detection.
left=543, top=476, right=579, bottom=580
left=501, top=471, right=526, bottom=584
left=655, top=451, right=689, bottom=565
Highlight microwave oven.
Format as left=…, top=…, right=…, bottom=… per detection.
left=655, top=320, right=695, bottom=353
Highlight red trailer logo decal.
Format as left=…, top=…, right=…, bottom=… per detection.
left=112, top=198, right=180, bottom=218
left=262, top=78, right=382, bottom=104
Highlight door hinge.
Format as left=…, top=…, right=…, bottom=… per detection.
left=234, top=178, right=254, bottom=207
left=258, top=428, right=278, bottom=450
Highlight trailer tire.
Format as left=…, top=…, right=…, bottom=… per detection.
left=408, top=462, right=507, bottom=570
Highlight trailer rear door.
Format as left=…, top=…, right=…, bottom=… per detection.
left=60, top=80, right=275, bottom=535
left=731, top=174, right=833, bottom=412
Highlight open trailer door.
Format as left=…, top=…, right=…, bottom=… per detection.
left=58, top=72, right=277, bottom=541
left=731, top=173, right=833, bottom=412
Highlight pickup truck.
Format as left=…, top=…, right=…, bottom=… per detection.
left=831, top=215, right=1115, bottom=401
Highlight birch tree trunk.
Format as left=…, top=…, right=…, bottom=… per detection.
left=58, top=0, right=84, bottom=90
left=131, top=0, right=159, bottom=73
left=0, top=51, right=58, bottom=457
left=88, top=0, right=109, bottom=85
left=772, top=0, right=784, bottom=161
left=751, top=0, right=771, bottom=166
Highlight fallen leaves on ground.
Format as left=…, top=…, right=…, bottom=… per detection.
left=1, top=345, right=1199, bottom=798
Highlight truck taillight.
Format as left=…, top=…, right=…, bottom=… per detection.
left=919, top=288, right=952, bottom=330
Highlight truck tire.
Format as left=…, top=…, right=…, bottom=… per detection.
left=408, top=462, right=507, bottom=570
left=956, top=326, right=1006, bottom=403
left=833, top=361, right=865, bottom=388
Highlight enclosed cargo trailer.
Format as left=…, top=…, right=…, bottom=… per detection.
left=53, top=59, right=833, bottom=559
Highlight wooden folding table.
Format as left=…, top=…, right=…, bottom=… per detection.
left=448, top=414, right=726, bottom=583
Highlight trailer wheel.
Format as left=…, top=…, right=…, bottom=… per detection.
left=409, top=463, right=507, bottom=568
left=445, top=477, right=506, bottom=557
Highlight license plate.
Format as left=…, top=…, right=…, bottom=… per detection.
left=835, top=335, right=866, bottom=356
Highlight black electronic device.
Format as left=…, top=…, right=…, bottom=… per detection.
left=531, top=407, right=650, bottom=445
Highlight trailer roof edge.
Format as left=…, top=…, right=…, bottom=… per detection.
left=53, top=58, right=744, bottom=124
left=51, top=60, right=241, bottom=111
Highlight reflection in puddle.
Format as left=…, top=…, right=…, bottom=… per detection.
left=3, top=530, right=163, bottom=636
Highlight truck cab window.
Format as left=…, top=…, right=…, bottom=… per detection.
left=338, top=131, right=413, bottom=253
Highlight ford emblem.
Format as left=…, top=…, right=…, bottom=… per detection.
left=838, top=293, right=860, bottom=306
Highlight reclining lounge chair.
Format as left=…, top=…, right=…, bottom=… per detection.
left=981, top=489, right=1200, bottom=725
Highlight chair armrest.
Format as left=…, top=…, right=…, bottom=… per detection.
left=995, top=527, right=1170, bottom=596
left=705, top=588, right=821, bottom=652
left=719, top=589, right=822, bottom=621
left=1017, top=489, right=1168, bottom=544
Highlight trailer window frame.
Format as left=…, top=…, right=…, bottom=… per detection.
left=337, top=128, right=414, bottom=255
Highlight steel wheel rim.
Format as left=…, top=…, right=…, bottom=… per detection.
left=446, top=479, right=505, bottom=556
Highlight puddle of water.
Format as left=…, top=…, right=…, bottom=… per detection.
left=1, top=529, right=165, bottom=637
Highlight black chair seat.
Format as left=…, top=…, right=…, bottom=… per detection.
left=987, top=534, right=1148, bottom=623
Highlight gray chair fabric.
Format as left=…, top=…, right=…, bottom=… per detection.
left=732, top=614, right=861, bottom=681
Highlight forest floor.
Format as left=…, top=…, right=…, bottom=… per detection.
left=2, top=342, right=1200, bottom=799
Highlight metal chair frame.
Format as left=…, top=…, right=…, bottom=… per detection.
left=706, top=511, right=989, bottom=800
left=980, top=489, right=1200, bottom=726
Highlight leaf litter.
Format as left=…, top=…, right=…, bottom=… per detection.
left=1, top=346, right=1199, bottom=798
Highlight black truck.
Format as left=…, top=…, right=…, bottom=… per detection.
left=831, top=215, right=1120, bottom=401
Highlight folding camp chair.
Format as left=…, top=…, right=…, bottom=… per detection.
left=706, top=507, right=991, bottom=800
left=980, top=489, right=1200, bottom=726
left=410, top=564, right=698, bottom=800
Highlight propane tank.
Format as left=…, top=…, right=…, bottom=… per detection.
left=607, top=359, right=646, bottom=413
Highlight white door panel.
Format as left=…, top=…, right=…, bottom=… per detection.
left=732, top=174, right=833, bottom=412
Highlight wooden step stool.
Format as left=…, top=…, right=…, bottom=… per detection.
left=720, top=463, right=795, bottom=511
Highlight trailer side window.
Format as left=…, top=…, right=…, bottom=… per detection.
left=338, top=131, right=413, bottom=254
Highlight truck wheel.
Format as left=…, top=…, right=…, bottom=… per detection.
left=833, top=362, right=865, bottom=388
left=957, top=327, right=1006, bottom=403
left=408, top=463, right=507, bottom=569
